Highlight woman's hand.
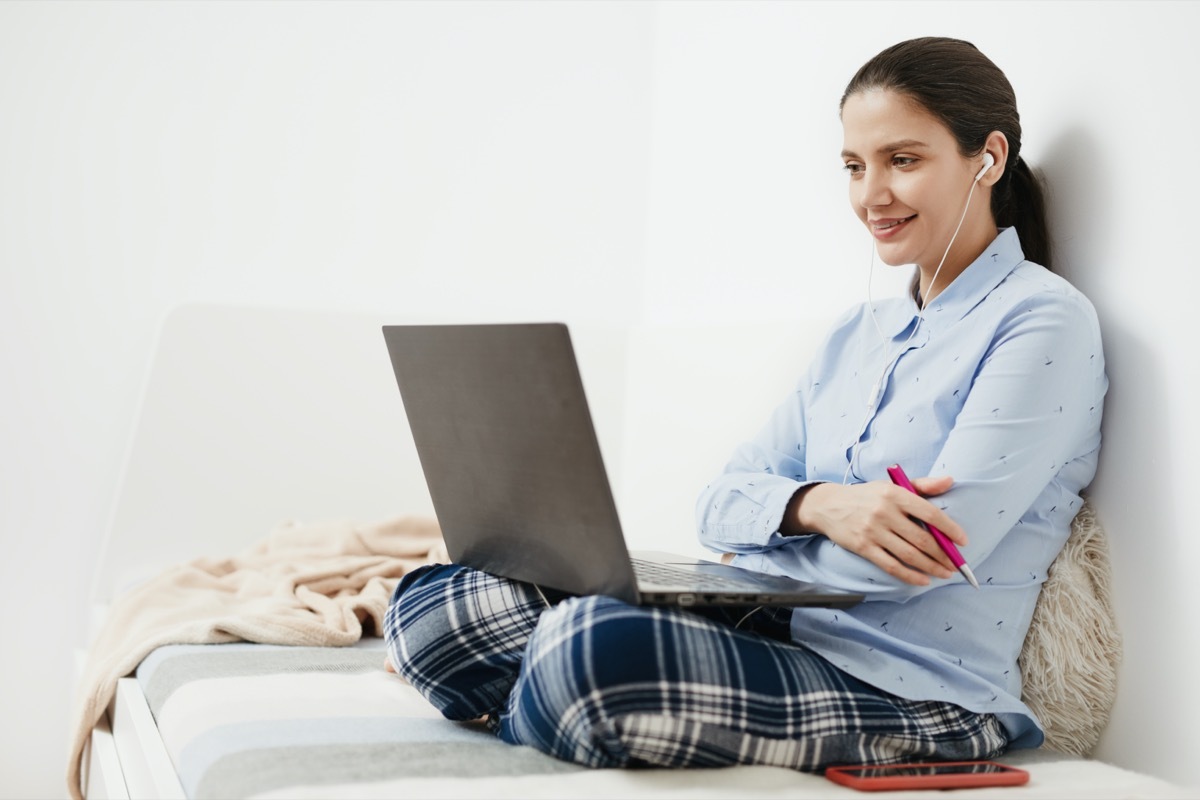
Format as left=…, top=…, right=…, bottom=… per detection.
left=791, top=477, right=968, bottom=586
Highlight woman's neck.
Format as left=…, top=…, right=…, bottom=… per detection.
left=916, top=222, right=999, bottom=306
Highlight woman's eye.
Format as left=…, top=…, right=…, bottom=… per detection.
left=842, top=163, right=864, bottom=176
left=892, top=156, right=917, bottom=168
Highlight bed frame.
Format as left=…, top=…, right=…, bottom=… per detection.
left=78, top=303, right=1188, bottom=799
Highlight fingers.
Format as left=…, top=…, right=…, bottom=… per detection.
left=867, top=487, right=962, bottom=581
left=909, top=475, right=953, bottom=495
left=848, top=504, right=954, bottom=584
left=865, top=541, right=948, bottom=586
left=889, top=513, right=956, bottom=576
left=806, top=480, right=967, bottom=585
left=895, top=481, right=968, bottom=547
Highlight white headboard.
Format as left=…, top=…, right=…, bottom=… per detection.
left=90, top=303, right=828, bottom=607
left=89, top=305, right=415, bottom=603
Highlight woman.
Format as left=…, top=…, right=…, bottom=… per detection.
left=385, top=36, right=1106, bottom=771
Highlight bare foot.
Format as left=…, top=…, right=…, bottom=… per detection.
left=384, top=656, right=397, bottom=674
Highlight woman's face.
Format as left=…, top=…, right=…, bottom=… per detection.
left=841, top=89, right=992, bottom=272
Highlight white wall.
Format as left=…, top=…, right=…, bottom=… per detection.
left=1, top=1, right=1197, bottom=796
left=0, top=3, right=655, bottom=797
left=637, top=2, right=1200, bottom=789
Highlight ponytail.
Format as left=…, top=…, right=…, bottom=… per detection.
left=996, top=157, right=1052, bottom=271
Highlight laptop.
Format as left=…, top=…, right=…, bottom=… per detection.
left=382, top=322, right=863, bottom=609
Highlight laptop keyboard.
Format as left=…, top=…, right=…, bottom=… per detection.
left=631, top=559, right=751, bottom=591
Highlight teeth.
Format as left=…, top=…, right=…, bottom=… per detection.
left=874, top=216, right=912, bottom=230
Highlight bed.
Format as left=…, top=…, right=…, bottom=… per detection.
left=73, top=303, right=1191, bottom=800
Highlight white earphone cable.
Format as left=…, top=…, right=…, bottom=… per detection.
left=844, top=165, right=985, bottom=485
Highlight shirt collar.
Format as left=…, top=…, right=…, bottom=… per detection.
left=876, top=227, right=1026, bottom=338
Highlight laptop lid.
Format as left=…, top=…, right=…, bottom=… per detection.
left=383, top=322, right=642, bottom=603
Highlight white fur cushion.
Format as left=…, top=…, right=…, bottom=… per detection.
left=1018, top=498, right=1122, bottom=755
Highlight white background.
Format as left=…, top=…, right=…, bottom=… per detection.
left=2, top=2, right=1198, bottom=796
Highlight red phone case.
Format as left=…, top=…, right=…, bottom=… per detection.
left=824, top=760, right=1030, bottom=791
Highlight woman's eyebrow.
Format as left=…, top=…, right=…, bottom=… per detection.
left=841, top=139, right=930, bottom=159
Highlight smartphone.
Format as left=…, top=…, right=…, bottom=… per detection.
left=824, top=760, right=1029, bottom=791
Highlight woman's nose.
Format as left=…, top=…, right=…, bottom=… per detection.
left=859, top=168, right=892, bottom=208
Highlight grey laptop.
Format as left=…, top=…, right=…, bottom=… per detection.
left=382, top=323, right=862, bottom=609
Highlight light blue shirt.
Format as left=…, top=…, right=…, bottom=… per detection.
left=696, top=227, right=1107, bottom=748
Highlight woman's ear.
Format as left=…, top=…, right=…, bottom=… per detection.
left=979, top=131, right=1010, bottom=187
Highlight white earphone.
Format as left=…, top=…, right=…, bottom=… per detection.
left=846, top=150, right=997, bottom=484
left=974, top=152, right=995, bottom=182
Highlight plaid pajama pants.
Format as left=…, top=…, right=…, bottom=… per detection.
left=384, top=563, right=1008, bottom=771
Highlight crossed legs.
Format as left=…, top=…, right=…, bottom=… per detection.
left=384, top=564, right=1008, bottom=770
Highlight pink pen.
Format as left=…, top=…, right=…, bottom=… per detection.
left=886, top=464, right=980, bottom=589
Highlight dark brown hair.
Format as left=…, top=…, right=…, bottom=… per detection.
left=841, top=37, right=1051, bottom=270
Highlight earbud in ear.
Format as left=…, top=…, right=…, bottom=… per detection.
left=974, top=153, right=995, bottom=182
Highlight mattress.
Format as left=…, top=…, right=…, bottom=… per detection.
left=135, top=640, right=583, bottom=799
left=134, top=640, right=1191, bottom=800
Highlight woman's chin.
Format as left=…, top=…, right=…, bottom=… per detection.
left=873, top=248, right=916, bottom=268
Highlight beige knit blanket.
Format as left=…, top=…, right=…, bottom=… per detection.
left=67, top=515, right=447, bottom=800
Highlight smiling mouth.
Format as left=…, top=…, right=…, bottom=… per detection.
left=872, top=215, right=916, bottom=231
